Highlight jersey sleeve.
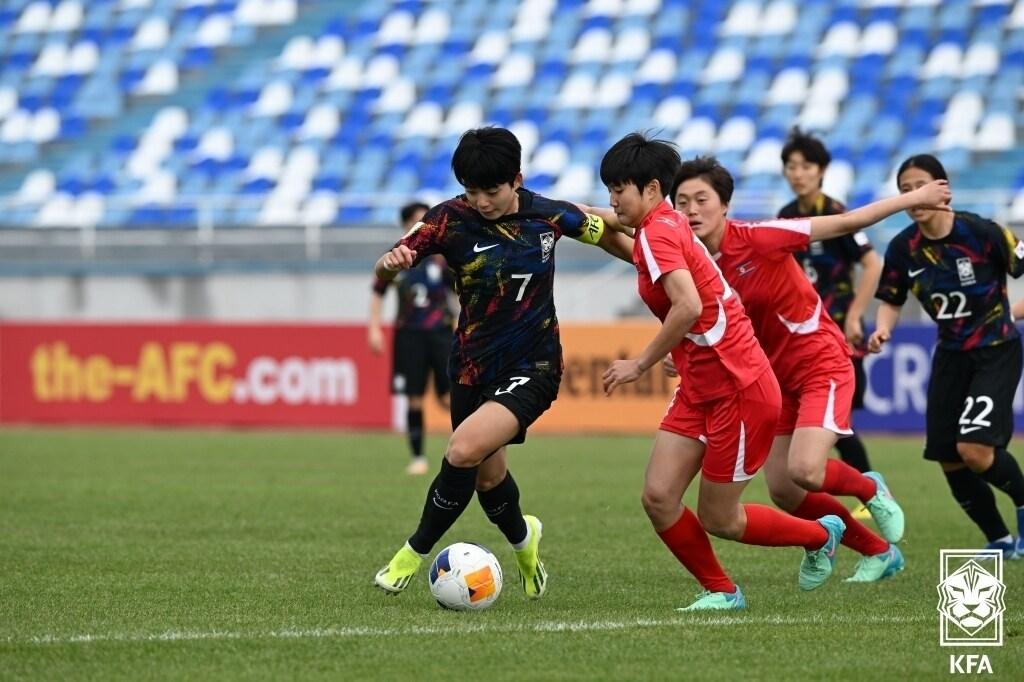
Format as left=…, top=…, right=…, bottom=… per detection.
left=992, top=220, right=1024, bottom=279
left=875, top=240, right=910, bottom=306
left=551, top=201, right=606, bottom=245
left=393, top=204, right=448, bottom=265
left=731, top=218, right=812, bottom=259
left=637, top=220, right=689, bottom=283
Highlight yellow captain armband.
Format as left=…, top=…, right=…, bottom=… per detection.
left=578, top=213, right=605, bottom=245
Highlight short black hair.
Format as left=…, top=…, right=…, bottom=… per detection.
left=399, top=201, right=429, bottom=225
left=896, top=154, right=948, bottom=188
left=671, top=156, right=735, bottom=205
left=781, top=127, right=831, bottom=168
left=599, top=132, right=680, bottom=198
left=450, top=127, right=521, bottom=189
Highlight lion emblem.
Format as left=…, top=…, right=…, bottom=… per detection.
left=937, top=560, right=1005, bottom=636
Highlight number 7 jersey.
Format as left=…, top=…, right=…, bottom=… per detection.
left=876, top=212, right=1024, bottom=351
left=394, top=188, right=600, bottom=385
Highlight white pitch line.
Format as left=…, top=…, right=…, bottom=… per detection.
left=10, top=613, right=1017, bottom=647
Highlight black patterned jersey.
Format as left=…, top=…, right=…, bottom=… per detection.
left=779, top=194, right=873, bottom=330
left=876, top=212, right=1024, bottom=351
left=371, top=254, right=455, bottom=331
left=392, top=188, right=601, bottom=385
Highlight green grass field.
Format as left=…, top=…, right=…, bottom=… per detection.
left=1, top=427, right=1022, bottom=680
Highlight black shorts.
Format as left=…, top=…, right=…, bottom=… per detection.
left=450, top=366, right=561, bottom=445
left=851, top=355, right=867, bottom=410
left=392, top=328, right=451, bottom=397
left=924, top=338, right=1022, bottom=462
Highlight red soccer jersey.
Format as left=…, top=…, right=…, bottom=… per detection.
left=633, top=202, right=771, bottom=403
left=714, top=218, right=851, bottom=390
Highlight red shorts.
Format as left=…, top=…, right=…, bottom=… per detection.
left=660, top=369, right=781, bottom=483
left=776, top=362, right=856, bottom=437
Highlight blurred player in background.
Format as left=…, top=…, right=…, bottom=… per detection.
left=869, top=154, right=1024, bottom=558
left=368, top=201, right=456, bottom=475
left=778, top=129, right=881, bottom=488
left=372, top=127, right=634, bottom=598
left=670, top=157, right=949, bottom=581
left=598, top=133, right=846, bottom=610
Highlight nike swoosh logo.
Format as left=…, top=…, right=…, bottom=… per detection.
left=473, top=243, right=498, bottom=253
left=908, top=268, right=926, bottom=277
left=960, top=425, right=984, bottom=434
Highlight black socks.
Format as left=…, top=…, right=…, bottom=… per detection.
left=407, top=407, right=424, bottom=458
left=944, top=467, right=1011, bottom=542
left=408, top=459, right=478, bottom=554
left=834, top=434, right=870, bottom=473
left=478, top=471, right=528, bottom=545
left=980, top=449, right=1024, bottom=507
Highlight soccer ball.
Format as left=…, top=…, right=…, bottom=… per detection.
left=428, top=542, right=503, bottom=611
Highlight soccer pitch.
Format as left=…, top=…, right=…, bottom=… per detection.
left=2, top=428, right=1022, bottom=680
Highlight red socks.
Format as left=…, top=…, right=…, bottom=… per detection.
left=822, top=459, right=877, bottom=503
left=657, top=507, right=735, bottom=594
left=739, top=503, right=828, bottom=550
left=793, top=492, right=889, bottom=556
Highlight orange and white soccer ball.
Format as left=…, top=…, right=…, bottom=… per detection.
left=428, top=542, right=503, bottom=611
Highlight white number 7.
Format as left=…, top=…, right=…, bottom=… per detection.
left=510, top=273, right=533, bottom=301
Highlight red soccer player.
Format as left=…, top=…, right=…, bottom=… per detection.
left=596, top=133, right=846, bottom=611
left=669, top=156, right=951, bottom=582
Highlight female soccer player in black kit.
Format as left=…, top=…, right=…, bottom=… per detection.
left=778, top=129, right=881, bottom=479
left=368, top=201, right=456, bottom=475
left=372, top=127, right=634, bottom=597
left=869, top=154, right=1024, bottom=558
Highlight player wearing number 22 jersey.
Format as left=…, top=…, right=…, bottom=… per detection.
left=871, top=153, right=1024, bottom=558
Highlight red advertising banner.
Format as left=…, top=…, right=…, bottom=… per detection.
left=0, top=323, right=391, bottom=428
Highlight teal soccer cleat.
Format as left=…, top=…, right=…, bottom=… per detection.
left=676, top=585, right=746, bottom=612
left=799, top=515, right=845, bottom=591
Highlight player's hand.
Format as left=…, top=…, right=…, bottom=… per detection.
left=911, top=180, right=952, bottom=212
left=602, top=359, right=643, bottom=396
left=867, top=328, right=891, bottom=354
left=381, top=245, right=417, bottom=272
left=844, top=317, right=864, bottom=350
left=661, top=355, right=678, bottom=378
left=368, top=326, right=384, bottom=354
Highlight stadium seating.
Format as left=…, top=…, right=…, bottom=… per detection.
left=0, top=0, right=1022, bottom=233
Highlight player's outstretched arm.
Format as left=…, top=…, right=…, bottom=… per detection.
left=374, top=244, right=417, bottom=281
left=867, top=301, right=902, bottom=354
left=809, top=180, right=951, bottom=242
left=603, top=269, right=701, bottom=395
left=596, top=227, right=634, bottom=263
left=576, top=204, right=635, bottom=236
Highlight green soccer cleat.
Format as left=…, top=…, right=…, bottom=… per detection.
left=844, top=544, right=905, bottom=583
left=799, top=514, right=845, bottom=591
left=514, top=515, right=547, bottom=599
left=676, top=585, right=747, bottom=612
left=864, top=471, right=905, bottom=543
left=374, top=543, right=423, bottom=595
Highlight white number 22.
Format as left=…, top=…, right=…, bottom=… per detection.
left=931, top=292, right=971, bottom=320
